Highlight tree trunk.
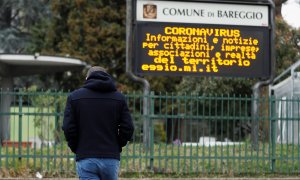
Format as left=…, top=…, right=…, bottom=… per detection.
left=273, top=0, right=288, bottom=17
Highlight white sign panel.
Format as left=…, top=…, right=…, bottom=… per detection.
left=137, top=0, right=269, bottom=27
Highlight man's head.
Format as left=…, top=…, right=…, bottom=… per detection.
left=86, top=66, right=107, bottom=79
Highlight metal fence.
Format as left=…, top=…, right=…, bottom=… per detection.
left=0, top=90, right=299, bottom=176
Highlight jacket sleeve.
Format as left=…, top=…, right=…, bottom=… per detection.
left=118, top=100, right=134, bottom=150
left=62, top=95, right=78, bottom=153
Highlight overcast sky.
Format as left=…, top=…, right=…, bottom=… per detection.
left=282, top=0, right=300, bottom=28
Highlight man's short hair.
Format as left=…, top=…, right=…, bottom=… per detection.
left=86, top=66, right=107, bottom=78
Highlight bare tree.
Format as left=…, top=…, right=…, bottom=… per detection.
left=273, top=0, right=288, bottom=17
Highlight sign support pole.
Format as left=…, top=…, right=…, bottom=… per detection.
left=126, top=0, right=152, bottom=153
left=251, top=0, right=275, bottom=151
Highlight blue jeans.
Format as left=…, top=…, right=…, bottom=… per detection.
left=76, top=158, right=120, bottom=180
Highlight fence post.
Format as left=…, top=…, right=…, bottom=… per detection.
left=270, top=95, right=276, bottom=172
left=149, top=91, right=154, bottom=171
left=54, top=91, right=61, bottom=144
left=18, top=91, right=23, bottom=161
left=143, top=88, right=151, bottom=149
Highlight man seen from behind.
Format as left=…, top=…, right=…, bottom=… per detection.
left=62, top=66, right=134, bottom=180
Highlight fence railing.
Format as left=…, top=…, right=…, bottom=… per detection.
left=0, top=90, right=299, bottom=176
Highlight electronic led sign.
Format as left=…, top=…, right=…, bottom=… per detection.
left=133, top=0, right=272, bottom=78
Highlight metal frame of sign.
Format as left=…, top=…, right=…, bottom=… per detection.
left=131, top=0, right=275, bottom=79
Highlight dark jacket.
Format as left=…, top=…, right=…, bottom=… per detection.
left=62, top=71, right=134, bottom=160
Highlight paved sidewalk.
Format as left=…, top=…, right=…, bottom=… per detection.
left=1, top=178, right=300, bottom=180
